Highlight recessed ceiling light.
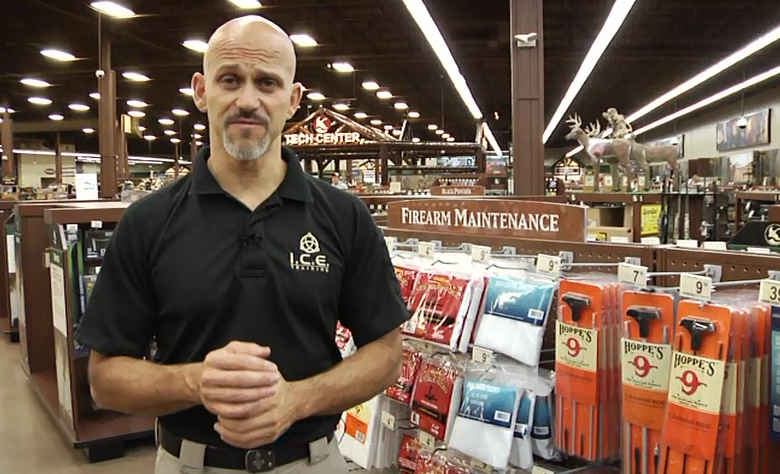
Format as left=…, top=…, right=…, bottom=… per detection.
left=159, top=118, right=175, bottom=126
left=442, top=133, right=451, bottom=139
left=194, top=123, right=206, bottom=131
left=354, top=112, right=368, bottom=119
left=138, top=126, right=146, bottom=131
left=123, top=72, right=150, bottom=82
left=370, top=119, right=382, bottom=126
left=428, top=124, right=438, bottom=130
left=412, top=137, right=421, bottom=143
left=127, top=110, right=145, bottom=118
left=227, top=0, right=262, bottom=8
left=376, top=90, right=393, bottom=99
left=90, top=1, right=136, bottom=18
left=393, top=102, right=408, bottom=110
left=193, top=133, right=202, bottom=139
left=164, top=130, right=176, bottom=136
left=435, top=129, right=444, bottom=135
left=179, top=87, right=194, bottom=96
left=408, top=111, right=420, bottom=119
left=331, top=62, right=354, bottom=73
left=48, top=114, right=64, bottom=121
left=28, top=97, right=52, bottom=105
left=127, top=100, right=147, bottom=108
left=90, top=92, right=101, bottom=100
left=0, top=107, right=14, bottom=114
left=333, top=103, right=350, bottom=111
left=362, top=81, right=380, bottom=90
left=196, top=140, right=204, bottom=146
left=68, top=103, right=90, bottom=112
left=21, top=78, right=50, bottom=88
left=170, top=138, right=181, bottom=144
left=392, top=129, right=402, bottom=136
left=307, top=92, right=326, bottom=101
left=41, top=49, right=76, bottom=62
left=182, top=40, right=208, bottom=53
left=83, top=128, right=95, bottom=134
left=144, top=135, right=156, bottom=141
left=384, top=125, right=393, bottom=131
left=447, top=137, right=455, bottom=142
left=494, top=111, right=500, bottom=120
left=172, top=108, right=189, bottom=116
left=290, top=34, right=318, bottom=47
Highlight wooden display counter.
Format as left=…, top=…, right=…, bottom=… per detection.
left=0, top=200, right=18, bottom=341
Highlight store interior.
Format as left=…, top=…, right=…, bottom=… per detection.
left=2, top=1, right=780, bottom=473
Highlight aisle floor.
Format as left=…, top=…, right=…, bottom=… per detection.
left=0, top=336, right=155, bottom=474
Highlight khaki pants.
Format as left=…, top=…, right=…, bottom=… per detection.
left=154, top=436, right=349, bottom=474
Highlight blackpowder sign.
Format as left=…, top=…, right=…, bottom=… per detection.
left=429, top=185, right=485, bottom=196
left=387, top=199, right=588, bottom=242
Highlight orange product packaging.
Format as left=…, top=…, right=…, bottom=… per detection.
left=720, top=309, right=746, bottom=474
left=756, top=305, right=771, bottom=474
left=658, top=300, right=732, bottom=474
left=555, top=279, right=606, bottom=461
left=620, top=290, right=676, bottom=474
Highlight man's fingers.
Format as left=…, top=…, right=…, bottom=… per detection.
left=206, top=352, right=278, bottom=372
left=224, top=341, right=271, bottom=358
left=201, top=386, right=276, bottom=404
left=201, top=370, right=280, bottom=389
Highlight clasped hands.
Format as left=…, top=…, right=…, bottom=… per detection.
left=198, top=341, right=301, bottom=449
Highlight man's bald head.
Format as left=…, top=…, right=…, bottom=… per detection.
left=203, top=15, right=297, bottom=80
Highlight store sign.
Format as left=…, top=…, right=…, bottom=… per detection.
left=284, top=132, right=363, bottom=146
left=387, top=199, right=587, bottom=242
left=430, top=185, right=485, bottom=196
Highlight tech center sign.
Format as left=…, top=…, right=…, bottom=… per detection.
left=283, top=114, right=365, bottom=146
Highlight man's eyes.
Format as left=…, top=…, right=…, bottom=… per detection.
left=218, top=75, right=277, bottom=89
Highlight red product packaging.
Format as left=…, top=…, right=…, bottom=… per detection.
left=413, top=452, right=470, bottom=474
left=410, top=359, right=463, bottom=442
left=398, top=434, right=421, bottom=474
left=386, top=347, right=424, bottom=404
left=395, top=265, right=420, bottom=304
left=405, top=270, right=472, bottom=348
left=335, top=322, right=355, bottom=358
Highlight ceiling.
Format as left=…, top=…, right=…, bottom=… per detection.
left=1, top=0, right=779, bottom=160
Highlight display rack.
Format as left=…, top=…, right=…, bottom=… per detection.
left=0, top=200, right=18, bottom=341
left=734, top=190, right=780, bottom=227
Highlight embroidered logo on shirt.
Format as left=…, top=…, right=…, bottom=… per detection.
left=290, top=232, right=330, bottom=272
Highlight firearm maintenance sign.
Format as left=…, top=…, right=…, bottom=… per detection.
left=387, top=199, right=587, bottom=242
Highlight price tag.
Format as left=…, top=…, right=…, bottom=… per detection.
left=641, top=237, right=661, bottom=245
left=618, top=262, right=648, bottom=288
left=384, top=236, right=397, bottom=251
left=532, top=466, right=556, bottom=474
left=417, top=242, right=436, bottom=259
left=380, top=411, right=395, bottom=431
left=470, top=459, right=491, bottom=471
left=470, top=245, right=491, bottom=264
left=747, top=247, right=771, bottom=254
left=90, top=220, right=103, bottom=229
left=66, top=224, right=79, bottom=232
left=418, top=431, right=436, bottom=450
left=472, top=346, right=494, bottom=364
left=702, top=241, right=727, bottom=251
left=679, top=273, right=712, bottom=301
left=536, top=254, right=561, bottom=277
left=677, top=239, right=699, bottom=249
left=759, top=279, right=780, bottom=305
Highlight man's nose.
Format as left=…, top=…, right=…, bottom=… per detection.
left=235, top=84, right=261, bottom=111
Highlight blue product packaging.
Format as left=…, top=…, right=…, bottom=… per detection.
left=458, top=379, right=518, bottom=429
left=771, top=305, right=780, bottom=441
left=482, top=275, right=555, bottom=326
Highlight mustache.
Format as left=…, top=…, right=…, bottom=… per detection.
left=225, top=110, right=270, bottom=126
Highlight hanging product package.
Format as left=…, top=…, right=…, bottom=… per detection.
left=509, top=389, right=536, bottom=470
left=335, top=322, right=356, bottom=358
left=386, top=345, right=424, bottom=404
left=413, top=451, right=470, bottom=474
left=771, top=305, right=780, bottom=444
left=447, top=371, right=521, bottom=469
left=473, top=270, right=555, bottom=367
left=398, top=434, right=422, bottom=474
left=392, top=252, right=423, bottom=306
left=532, top=390, right=558, bottom=461
left=337, top=395, right=382, bottom=469
left=410, top=357, right=463, bottom=443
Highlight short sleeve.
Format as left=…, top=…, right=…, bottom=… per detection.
left=338, top=201, right=410, bottom=348
left=75, top=203, right=157, bottom=358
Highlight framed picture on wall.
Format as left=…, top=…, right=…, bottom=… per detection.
left=645, top=135, right=684, bottom=159
left=716, top=109, right=771, bottom=151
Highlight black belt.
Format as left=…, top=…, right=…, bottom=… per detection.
left=158, top=425, right=333, bottom=473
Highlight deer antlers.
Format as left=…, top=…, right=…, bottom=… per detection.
left=585, top=120, right=601, bottom=137
left=566, top=114, right=582, bottom=129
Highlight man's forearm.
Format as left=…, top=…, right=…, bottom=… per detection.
left=292, top=330, right=403, bottom=418
left=89, top=353, right=202, bottom=417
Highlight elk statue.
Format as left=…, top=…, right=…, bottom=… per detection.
left=565, top=113, right=679, bottom=192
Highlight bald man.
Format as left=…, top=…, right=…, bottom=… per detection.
left=76, top=15, right=409, bottom=474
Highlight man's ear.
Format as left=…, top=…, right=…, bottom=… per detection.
left=192, top=73, right=207, bottom=113
left=287, top=82, right=303, bottom=120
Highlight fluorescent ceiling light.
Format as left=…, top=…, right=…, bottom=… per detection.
left=362, top=81, right=380, bottom=90
left=408, top=111, right=420, bottom=119
left=394, top=102, right=409, bottom=110
left=127, top=110, right=145, bottom=118
left=227, top=0, right=262, bottom=9
left=28, top=97, right=52, bottom=105
left=123, top=72, right=150, bottom=82
left=331, top=62, right=354, bottom=73
left=183, top=40, right=209, bottom=53
left=428, top=124, right=438, bottom=130
left=442, top=133, right=451, bottom=139
left=90, top=92, right=100, bottom=100
left=83, top=128, right=95, bottom=134
left=48, top=114, right=64, bottom=121
left=180, top=87, right=194, bottom=96
left=171, top=138, right=181, bottom=144
left=354, top=112, right=368, bottom=119
left=412, top=137, right=420, bottom=143
left=21, top=78, right=50, bottom=88
left=543, top=0, right=636, bottom=143
left=159, top=118, right=175, bottom=125
left=138, top=126, right=146, bottom=131
left=447, top=137, right=455, bottom=142
left=41, top=49, right=76, bottom=62
left=307, top=92, right=325, bottom=101
left=68, top=103, right=90, bottom=112
left=333, top=103, right=350, bottom=111
left=172, top=108, right=189, bottom=116
left=633, top=64, right=780, bottom=137
left=127, top=100, right=147, bottom=108
left=144, top=135, right=156, bottom=141
left=482, top=123, right=502, bottom=156
left=376, top=90, right=393, bottom=99
left=370, top=119, right=382, bottom=126
left=90, top=1, right=136, bottom=18
left=290, top=34, right=317, bottom=47
left=194, top=123, right=206, bottom=131
left=164, top=130, right=177, bottom=136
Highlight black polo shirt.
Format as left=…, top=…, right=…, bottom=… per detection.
left=75, top=146, right=410, bottom=448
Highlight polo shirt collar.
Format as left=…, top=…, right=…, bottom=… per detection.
left=189, top=145, right=312, bottom=203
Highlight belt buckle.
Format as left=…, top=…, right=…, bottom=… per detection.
left=245, top=449, right=275, bottom=473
